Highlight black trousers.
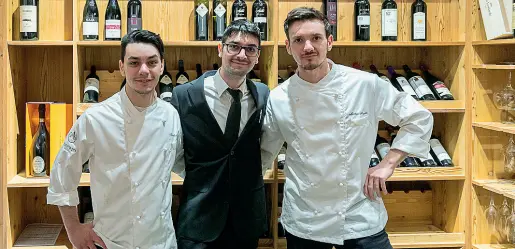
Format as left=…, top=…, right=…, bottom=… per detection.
left=285, top=228, right=393, bottom=249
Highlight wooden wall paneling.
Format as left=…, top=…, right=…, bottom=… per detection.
left=6, top=188, right=24, bottom=248
left=0, top=0, right=6, bottom=246
left=470, top=0, right=487, bottom=42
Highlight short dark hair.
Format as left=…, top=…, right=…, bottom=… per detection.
left=121, top=30, right=165, bottom=62
left=222, top=19, right=261, bottom=47
left=283, top=7, right=331, bottom=40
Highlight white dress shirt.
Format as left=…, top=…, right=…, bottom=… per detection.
left=47, top=88, right=184, bottom=249
left=261, top=61, right=433, bottom=244
left=204, top=70, right=256, bottom=134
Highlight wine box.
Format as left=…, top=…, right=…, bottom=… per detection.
left=25, top=102, right=73, bottom=178
left=478, top=0, right=513, bottom=40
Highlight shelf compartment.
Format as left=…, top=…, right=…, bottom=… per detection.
left=473, top=122, right=515, bottom=135
left=472, top=179, right=515, bottom=200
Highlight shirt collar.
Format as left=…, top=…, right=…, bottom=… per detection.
left=214, top=69, right=248, bottom=98
left=292, top=59, right=337, bottom=88
left=120, top=86, right=158, bottom=117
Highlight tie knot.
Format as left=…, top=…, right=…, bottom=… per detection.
left=227, top=88, right=241, bottom=101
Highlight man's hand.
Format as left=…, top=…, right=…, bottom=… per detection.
left=364, top=148, right=407, bottom=200
left=67, top=223, right=107, bottom=249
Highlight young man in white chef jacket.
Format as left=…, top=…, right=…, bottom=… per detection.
left=47, top=30, right=184, bottom=249
left=260, top=7, right=434, bottom=249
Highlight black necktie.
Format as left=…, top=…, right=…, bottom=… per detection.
left=225, top=89, right=241, bottom=146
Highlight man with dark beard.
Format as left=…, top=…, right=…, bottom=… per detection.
left=260, top=7, right=433, bottom=249
left=171, top=19, right=269, bottom=249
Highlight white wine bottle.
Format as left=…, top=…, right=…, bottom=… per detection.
left=29, top=104, right=50, bottom=177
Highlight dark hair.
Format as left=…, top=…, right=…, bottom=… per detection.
left=222, top=19, right=261, bottom=47
left=283, top=7, right=331, bottom=40
left=121, top=30, right=165, bottom=62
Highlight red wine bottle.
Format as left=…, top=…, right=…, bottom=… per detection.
left=20, top=0, right=38, bottom=40
left=352, top=62, right=362, bottom=70
left=176, top=60, right=189, bottom=85
left=387, top=66, right=418, bottom=100
left=127, top=0, right=142, bottom=34
left=196, top=64, right=203, bottom=79
left=417, top=151, right=438, bottom=167
left=30, top=104, right=49, bottom=177
left=213, top=0, right=227, bottom=41
left=252, top=0, right=268, bottom=40
left=355, top=0, right=370, bottom=41
left=411, top=0, right=427, bottom=41
left=370, top=65, right=402, bottom=92
left=83, top=66, right=99, bottom=103
left=232, top=0, right=247, bottom=21
left=381, top=0, right=397, bottom=41
left=159, top=64, right=174, bottom=103
left=82, top=0, right=99, bottom=40
left=402, top=65, right=436, bottom=100
left=420, top=65, right=454, bottom=100
left=105, top=0, right=121, bottom=41
left=324, top=0, right=338, bottom=40
left=429, top=136, right=454, bottom=166
left=195, top=0, right=209, bottom=41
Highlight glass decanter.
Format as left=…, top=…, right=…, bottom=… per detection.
left=485, top=193, right=498, bottom=234
left=504, top=136, right=515, bottom=174
left=494, top=70, right=515, bottom=124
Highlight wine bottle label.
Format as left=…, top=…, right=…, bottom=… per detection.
left=371, top=150, right=380, bottom=160
left=20, top=6, right=37, bottom=33
left=83, top=21, right=99, bottom=36
left=215, top=4, right=226, bottom=17
left=278, top=153, right=285, bottom=161
left=196, top=4, right=208, bottom=17
left=382, top=9, right=397, bottom=36
left=396, top=77, right=418, bottom=96
left=376, top=143, right=391, bottom=159
left=430, top=138, right=452, bottom=161
left=160, top=91, right=172, bottom=99
left=84, top=78, right=100, bottom=93
left=413, top=12, right=426, bottom=39
left=177, top=75, right=189, bottom=84
left=326, top=2, right=337, bottom=25
left=254, top=17, right=267, bottom=23
left=160, top=75, right=172, bottom=85
left=408, top=76, right=433, bottom=98
left=357, top=15, right=370, bottom=26
left=433, top=81, right=452, bottom=97
left=105, top=19, right=121, bottom=39
left=379, top=76, right=392, bottom=83
left=33, top=156, right=45, bottom=174
left=234, top=8, right=246, bottom=20
left=128, top=17, right=142, bottom=32
left=84, top=212, right=94, bottom=223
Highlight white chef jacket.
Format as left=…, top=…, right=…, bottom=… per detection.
left=261, top=61, right=433, bottom=244
left=47, top=87, right=184, bottom=249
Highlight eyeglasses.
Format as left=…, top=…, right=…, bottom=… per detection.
left=223, top=43, right=260, bottom=57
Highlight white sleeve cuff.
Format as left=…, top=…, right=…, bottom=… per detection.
left=46, top=190, right=80, bottom=207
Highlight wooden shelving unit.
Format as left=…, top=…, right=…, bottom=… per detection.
left=1, top=0, right=473, bottom=248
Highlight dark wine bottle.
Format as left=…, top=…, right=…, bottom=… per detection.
left=82, top=0, right=99, bottom=40
left=278, top=75, right=285, bottom=85
left=420, top=65, right=454, bottom=100
left=375, top=134, right=391, bottom=160
left=213, top=0, right=227, bottom=41
left=355, top=0, right=370, bottom=41
left=248, top=69, right=261, bottom=82
left=196, top=64, right=203, bottom=79
left=252, top=0, right=268, bottom=40
left=159, top=64, right=174, bottom=103
left=381, top=0, right=397, bottom=41
left=370, top=150, right=380, bottom=167
left=429, top=136, right=454, bottom=166
left=402, top=65, right=436, bottom=100
left=105, top=0, right=121, bottom=41
left=232, top=0, right=247, bottom=21
left=20, top=0, right=38, bottom=40
left=388, top=126, right=420, bottom=167
left=324, top=0, right=338, bottom=40
left=83, top=66, right=99, bottom=103
left=127, top=0, right=142, bottom=34
left=411, top=0, right=427, bottom=41
left=417, top=151, right=437, bottom=167
left=387, top=66, right=419, bottom=100
left=277, top=143, right=287, bottom=170
left=30, top=104, right=49, bottom=177
left=176, top=60, right=189, bottom=85
left=213, top=63, right=220, bottom=70
left=195, top=0, right=209, bottom=41
left=370, top=65, right=402, bottom=92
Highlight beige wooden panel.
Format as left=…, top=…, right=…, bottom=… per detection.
left=472, top=128, right=511, bottom=180
left=431, top=181, right=466, bottom=233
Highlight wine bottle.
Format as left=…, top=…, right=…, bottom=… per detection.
left=381, top=0, right=397, bottom=41
left=176, top=60, right=190, bottom=85
left=370, top=150, right=380, bottom=167
left=105, top=0, right=121, bottom=41
left=213, top=63, right=220, bottom=70
left=411, top=0, right=427, bottom=41
left=232, top=0, right=247, bottom=21
left=277, top=143, right=287, bottom=170
left=248, top=69, right=261, bottom=82
left=429, top=136, right=454, bottom=166
left=387, top=66, right=419, bottom=100
left=355, top=0, right=370, bottom=41
left=375, top=134, right=391, bottom=160
left=370, top=65, right=402, bottom=92
left=196, top=64, right=203, bottom=79
left=324, top=0, right=338, bottom=40
left=82, top=0, right=99, bottom=40
left=252, top=0, right=268, bottom=41
left=388, top=126, right=420, bottom=167
left=20, top=0, right=38, bottom=40
left=127, top=0, right=142, bottom=34
left=352, top=62, right=362, bottom=70
left=30, top=104, right=49, bottom=177
left=213, top=0, right=227, bottom=41
left=83, top=66, right=99, bottom=103
left=402, top=65, right=436, bottom=100
left=159, top=64, right=174, bottom=103
left=417, top=151, right=437, bottom=167
left=195, top=0, right=209, bottom=41
left=420, top=65, right=454, bottom=100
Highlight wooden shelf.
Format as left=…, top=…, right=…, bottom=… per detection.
left=277, top=224, right=464, bottom=248
left=472, top=179, right=515, bottom=200
left=473, top=39, right=515, bottom=46
left=472, top=64, right=515, bottom=70
left=278, top=41, right=465, bottom=47
left=421, top=100, right=465, bottom=113
left=77, top=40, right=274, bottom=47
left=472, top=122, right=515, bottom=135
left=277, top=167, right=465, bottom=183
left=7, top=40, right=73, bottom=46
left=473, top=244, right=515, bottom=249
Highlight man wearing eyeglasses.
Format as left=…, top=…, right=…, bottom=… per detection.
left=171, top=19, right=269, bottom=249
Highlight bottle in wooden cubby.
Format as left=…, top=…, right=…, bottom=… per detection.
left=83, top=0, right=99, bottom=40
left=20, top=0, right=38, bottom=40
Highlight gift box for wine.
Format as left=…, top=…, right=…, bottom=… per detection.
left=478, top=0, right=513, bottom=40
left=25, top=102, right=73, bottom=178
